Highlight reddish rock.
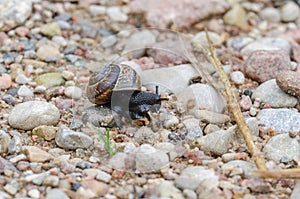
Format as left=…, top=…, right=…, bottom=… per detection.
left=0, top=32, right=9, bottom=45
left=276, top=70, right=300, bottom=99
left=133, top=57, right=160, bottom=70
left=147, top=40, right=190, bottom=66
left=244, top=50, right=291, bottom=83
left=0, top=75, right=12, bottom=90
left=81, top=179, right=108, bottom=196
left=15, top=26, right=29, bottom=37
left=129, top=0, right=229, bottom=29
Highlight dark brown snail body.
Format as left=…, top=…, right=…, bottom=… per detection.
left=86, top=64, right=166, bottom=120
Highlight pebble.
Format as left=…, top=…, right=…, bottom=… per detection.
left=55, top=126, right=93, bottom=150
left=101, top=35, right=117, bottom=48
left=162, top=114, right=179, bottom=130
left=15, top=74, right=31, bottom=84
left=175, top=166, right=219, bottom=191
left=17, top=85, right=34, bottom=97
left=37, top=44, right=60, bottom=61
left=81, top=179, right=109, bottom=196
left=259, top=7, right=281, bottom=23
left=134, top=126, right=157, bottom=144
left=64, top=86, right=82, bottom=100
left=123, top=30, right=156, bottom=58
left=24, top=146, right=54, bottom=163
left=241, top=38, right=291, bottom=56
left=276, top=71, right=300, bottom=99
left=89, top=5, right=106, bottom=17
left=178, top=83, right=226, bottom=113
left=257, top=108, right=300, bottom=134
left=135, top=144, right=169, bottom=173
left=154, top=142, right=178, bottom=161
left=0, top=74, right=12, bottom=90
left=8, top=134, right=22, bottom=154
left=223, top=4, right=248, bottom=31
left=61, top=71, right=74, bottom=80
left=193, top=31, right=222, bottom=47
left=291, top=181, right=300, bottom=199
left=0, top=130, right=11, bottom=155
left=8, top=101, right=60, bottom=130
left=15, top=26, right=29, bottom=37
left=35, top=73, right=65, bottom=88
left=43, top=175, right=60, bottom=187
left=252, top=79, right=298, bottom=108
left=244, top=50, right=291, bottom=83
left=239, top=95, right=253, bottom=111
left=182, top=118, right=203, bottom=141
left=230, top=71, right=245, bottom=85
left=226, top=36, right=254, bottom=51
left=0, top=0, right=32, bottom=31
left=52, top=36, right=68, bottom=47
left=28, top=189, right=40, bottom=199
left=65, top=54, right=79, bottom=63
left=280, top=1, right=300, bottom=22
left=0, top=156, right=17, bottom=173
left=96, top=170, right=112, bottom=183
left=109, top=152, right=127, bottom=169
left=193, top=109, right=230, bottom=124
left=222, top=160, right=257, bottom=178
left=40, top=22, right=61, bottom=37
left=32, top=125, right=57, bottom=141
left=3, top=184, right=17, bottom=195
left=45, top=188, right=70, bottom=199
left=107, top=6, right=128, bottom=22
left=158, top=180, right=184, bottom=199
left=263, top=134, right=300, bottom=163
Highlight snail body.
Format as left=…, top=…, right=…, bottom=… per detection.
left=86, top=64, right=165, bottom=120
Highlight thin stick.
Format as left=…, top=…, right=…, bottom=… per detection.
left=254, top=168, right=300, bottom=179
left=201, top=29, right=267, bottom=170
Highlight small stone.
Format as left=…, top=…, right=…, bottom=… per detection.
left=65, top=54, right=79, bottom=63
left=0, top=130, right=11, bottom=155
left=260, top=7, right=281, bottom=23
left=81, top=179, right=109, bottom=197
left=101, top=35, right=117, bottom=48
left=222, top=160, right=257, bottom=178
left=0, top=156, right=17, bottom=173
left=24, top=146, right=54, bottom=163
left=193, top=31, right=222, bottom=47
left=43, top=175, right=60, bottom=187
left=123, top=30, right=156, bottom=58
left=257, top=108, right=300, bottom=134
left=226, top=36, right=254, bottom=51
left=17, top=85, right=34, bottom=97
left=64, top=86, right=82, bottom=100
left=244, top=50, right=291, bottom=83
left=263, top=134, right=300, bottom=163
left=9, top=101, right=60, bottom=130
left=22, top=59, right=47, bottom=68
left=37, top=44, right=60, bottom=61
left=89, top=5, right=106, bottom=16
left=230, top=71, right=245, bottom=85
left=0, top=74, right=12, bottom=90
left=52, top=36, right=68, bottom=47
left=177, top=83, right=226, bottom=113
left=107, top=7, right=128, bottom=22
left=9, top=154, right=26, bottom=163
left=96, top=171, right=112, bottom=183
left=158, top=180, right=184, bottom=199
left=8, top=134, right=22, bottom=154
left=35, top=73, right=65, bottom=88
left=162, top=114, right=179, bottom=129
left=45, top=188, right=70, bottom=199
left=55, top=126, right=93, bottom=150
left=182, top=118, right=203, bottom=141
left=15, top=26, right=29, bottom=37
left=15, top=74, right=31, bottom=84
left=276, top=71, right=300, bottom=99
left=40, top=22, right=61, bottom=37
left=239, top=95, right=253, bottom=111
left=135, top=144, right=169, bottom=173
left=61, top=71, right=74, bottom=80
left=281, top=1, right=300, bottom=22
left=193, top=110, right=230, bottom=124
left=175, top=166, right=219, bottom=191
left=134, top=126, right=157, bottom=144
left=252, top=79, right=298, bottom=108
left=32, top=125, right=57, bottom=141
left=28, top=189, right=40, bottom=199
left=4, top=184, right=17, bottom=195
left=223, top=4, right=248, bottom=31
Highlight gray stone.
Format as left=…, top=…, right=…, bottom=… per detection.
left=182, top=118, right=203, bottom=141
left=252, top=79, right=298, bottom=108
left=158, top=181, right=184, bottom=199
left=55, top=126, right=93, bottom=150
left=43, top=175, right=60, bottom=187
left=89, top=5, right=106, bottom=16
left=162, top=114, right=179, bottom=130
left=260, top=7, right=281, bottom=22
left=40, top=22, right=61, bottom=37
left=101, top=35, right=117, bottom=48
left=8, top=101, right=60, bottom=130
left=141, top=64, right=199, bottom=94
left=107, top=6, right=128, bottom=22
left=0, top=130, right=11, bottom=154
left=257, top=108, right=300, bottom=134
left=291, top=180, right=300, bottom=199
left=108, top=152, right=127, bottom=169
left=175, top=166, right=219, bottom=191
left=64, top=86, right=82, bottom=100
left=45, top=188, right=70, bottom=199
left=193, top=109, right=230, bottom=124
left=134, top=126, right=158, bottom=144
left=281, top=1, right=300, bottom=22
left=226, top=36, right=254, bottom=51
left=264, top=134, right=299, bottom=163
left=96, top=170, right=112, bottom=183
left=177, top=83, right=226, bottom=113
left=15, top=74, right=31, bottom=84
left=52, top=36, right=68, bottom=47
left=241, top=38, right=291, bottom=55
left=222, top=160, right=257, bottom=177
left=230, top=71, right=245, bottom=85
left=123, top=30, right=156, bottom=58
left=17, top=85, right=34, bottom=97
left=37, top=44, right=60, bottom=61
left=135, top=144, right=169, bottom=173
left=193, top=31, right=222, bottom=47
left=0, top=0, right=32, bottom=31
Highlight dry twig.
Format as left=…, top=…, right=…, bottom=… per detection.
left=254, top=168, right=300, bottom=179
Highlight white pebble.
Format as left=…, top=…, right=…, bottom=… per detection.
left=28, top=189, right=40, bottom=199
left=18, top=85, right=34, bottom=97
left=64, top=86, right=82, bottom=100
left=281, top=1, right=300, bottom=22
left=107, top=7, right=128, bottom=22
left=15, top=74, right=32, bottom=84
left=230, top=71, right=245, bottom=85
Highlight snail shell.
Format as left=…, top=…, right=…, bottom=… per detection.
left=86, top=64, right=141, bottom=105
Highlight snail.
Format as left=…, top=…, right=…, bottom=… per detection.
left=86, top=63, right=167, bottom=121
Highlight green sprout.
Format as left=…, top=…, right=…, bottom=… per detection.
left=88, top=123, right=116, bottom=156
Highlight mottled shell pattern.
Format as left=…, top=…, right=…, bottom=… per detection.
left=86, top=64, right=141, bottom=104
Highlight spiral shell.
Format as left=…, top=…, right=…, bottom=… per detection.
left=86, top=64, right=141, bottom=104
